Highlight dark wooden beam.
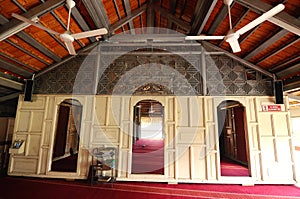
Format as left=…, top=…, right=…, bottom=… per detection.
left=147, top=0, right=154, bottom=30
left=270, top=56, right=300, bottom=72
left=276, top=63, right=300, bottom=79
left=0, top=14, right=9, bottom=25
left=71, top=6, right=96, bottom=42
left=255, top=38, right=300, bottom=65
left=5, top=39, right=51, bottom=66
left=110, top=4, right=147, bottom=32
left=235, top=0, right=300, bottom=36
left=0, top=92, right=20, bottom=103
left=0, top=59, right=32, bottom=78
left=243, top=29, right=288, bottom=60
left=0, top=76, right=23, bottom=91
left=152, top=4, right=191, bottom=32
left=0, top=0, right=64, bottom=41
left=16, top=31, right=62, bottom=62
left=123, top=0, right=135, bottom=34
left=207, top=4, right=227, bottom=34
left=0, top=52, right=36, bottom=72
left=190, top=0, right=218, bottom=35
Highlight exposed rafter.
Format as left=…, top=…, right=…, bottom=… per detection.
left=147, top=0, right=155, bottom=30
left=276, top=63, right=300, bottom=79
left=109, top=4, right=147, bottom=33
left=235, top=0, right=300, bottom=36
left=207, top=3, right=228, bottom=34
left=0, top=59, right=32, bottom=78
left=151, top=5, right=191, bottom=32
left=0, top=76, right=23, bottom=91
left=71, top=6, right=96, bottom=42
left=190, top=0, right=218, bottom=35
left=244, top=29, right=289, bottom=60
left=123, top=0, right=135, bottom=34
left=255, top=38, right=300, bottom=65
left=0, top=0, right=65, bottom=41
left=16, top=31, right=62, bottom=62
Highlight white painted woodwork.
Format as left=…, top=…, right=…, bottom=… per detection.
left=7, top=94, right=297, bottom=184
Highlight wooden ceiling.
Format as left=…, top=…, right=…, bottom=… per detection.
left=0, top=0, right=299, bottom=102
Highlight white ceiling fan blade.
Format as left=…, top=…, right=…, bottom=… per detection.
left=236, top=4, right=285, bottom=36
left=71, top=28, right=108, bottom=40
left=185, top=35, right=225, bottom=40
left=64, top=41, right=76, bottom=55
left=12, top=13, right=60, bottom=36
left=227, top=38, right=241, bottom=53
left=225, top=32, right=241, bottom=53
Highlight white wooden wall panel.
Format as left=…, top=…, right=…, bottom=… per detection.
left=8, top=95, right=298, bottom=184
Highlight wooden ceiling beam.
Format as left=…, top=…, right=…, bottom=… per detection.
left=0, top=59, right=32, bottom=78
left=16, top=31, right=62, bottom=62
left=270, top=56, right=300, bottom=72
left=255, top=38, right=300, bottom=65
left=113, top=0, right=125, bottom=32
left=244, top=29, right=288, bottom=60
left=12, top=0, right=27, bottom=12
left=123, top=0, right=135, bottom=34
left=190, top=0, right=218, bottom=35
left=244, top=16, right=300, bottom=61
left=167, top=0, right=177, bottom=30
left=235, top=0, right=300, bottom=36
left=147, top=0, right=155, bottom=31
left=0, top=52, right=36, bottom=72
left=283, top=76, right=300, bottom=91
left=82, top=0, right=110, bottom=30
left=151, top=5, right=191, bottom=32
left=0, top=14, right=9, bottom=25
left=71, top=7, right=96, bottom=42
left=5, top=39, right=50, bottom=66
left=0, top=92, right=20, bottom=103
left=207, top=3, right=228, bottom=35
left=110, top=4, right=147, bottom=33
left=276, top=63, right=300, bottom=79
left=0, top=0, right=64, bottom=41
left=0, top=76, right=23, bottom=91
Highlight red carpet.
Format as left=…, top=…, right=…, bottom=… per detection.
left=221, top=158, right=249, bottom=176
left=132, top=139, right=164, bottom=174
left=0, top=177, right=300, bottom=199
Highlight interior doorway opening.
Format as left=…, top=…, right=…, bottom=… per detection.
left=217, top=100, right=250, bottom=177
left=132, top=100, right=164, bottom=174
left=51, top=99, right=82, bottom=172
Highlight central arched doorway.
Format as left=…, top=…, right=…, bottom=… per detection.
left=217, top=100, right=250, bottom=177
left=132, top=100, right=164, bottom=174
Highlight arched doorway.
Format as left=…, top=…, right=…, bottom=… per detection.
left=132, top=100, right=164, bottom=174
left=51, top=99, right=82, bottom=172
left=217, top=100, right=250, bottom=177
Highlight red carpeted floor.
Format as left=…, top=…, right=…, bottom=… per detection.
left=0, top=176, right=300, bottom=199
left=220, top=158, right=250, bottom=176
left=132, top=139, right=164, bottom=174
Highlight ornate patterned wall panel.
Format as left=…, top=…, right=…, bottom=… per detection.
left=35, top=48, right=272, bottom=96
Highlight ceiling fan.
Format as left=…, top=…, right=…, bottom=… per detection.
left=12, top=0, right=108, bottom=55
left=185, top=0, right=285, bottom=53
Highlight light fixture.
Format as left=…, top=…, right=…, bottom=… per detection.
left=0, top=16, right=38, bottom=42
left=148, top=102, right=155, bottom=114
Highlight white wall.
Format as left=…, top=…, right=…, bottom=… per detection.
left=8, top=94, right=297, bottom=184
